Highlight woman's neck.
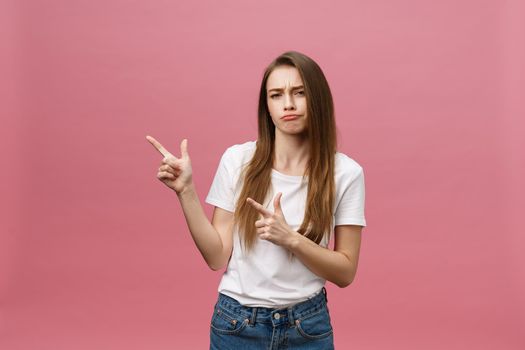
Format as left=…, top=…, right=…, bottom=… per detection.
left=273, top=131, right=309, bottom=174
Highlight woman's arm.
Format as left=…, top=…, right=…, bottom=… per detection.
left=246, top=194, right=362, bottom=288
left=177, top=184, right=233, bottom=271
left=286, top=225, right=362, bottom=288
left=146, top=136, right=232, bottom=271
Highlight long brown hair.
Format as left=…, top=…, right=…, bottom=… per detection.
left=233, top=51, right=337, bottom=258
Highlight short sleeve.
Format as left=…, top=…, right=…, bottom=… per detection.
left=205, top=148, right=235, bottom=212
left=334, top=167, right=367, bottom=227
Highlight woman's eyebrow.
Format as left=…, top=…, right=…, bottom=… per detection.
left=267, top=85, right=304, bottom=92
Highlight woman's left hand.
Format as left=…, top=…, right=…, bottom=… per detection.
left=246, top=192, right=297, bottom=248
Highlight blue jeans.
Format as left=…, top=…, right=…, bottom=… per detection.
left=209, top=287, right=334, bottom=349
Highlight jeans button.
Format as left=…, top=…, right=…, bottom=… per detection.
left=274, top=313, right=281, bottom=320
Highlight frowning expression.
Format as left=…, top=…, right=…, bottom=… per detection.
left=266, top=66, right=308, bottom=135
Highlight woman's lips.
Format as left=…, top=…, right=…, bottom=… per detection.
left=282, top=115, right=299, bottom=121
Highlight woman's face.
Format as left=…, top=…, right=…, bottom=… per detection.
left=266, top=66, right=308, bottom=136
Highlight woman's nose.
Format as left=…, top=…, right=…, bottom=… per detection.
left=284, top=93, right=295, bottom=110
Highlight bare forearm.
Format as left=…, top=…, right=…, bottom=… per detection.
left=176, top=183, right=223, bottom=269
left=287, top=232, right=356, bottom=288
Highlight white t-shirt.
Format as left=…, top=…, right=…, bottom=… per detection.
left=205, top=140, right=366, bottom=307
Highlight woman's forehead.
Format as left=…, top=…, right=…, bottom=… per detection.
left=266, top=66, right=303, bottom=90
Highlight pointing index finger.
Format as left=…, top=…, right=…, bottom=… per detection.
left=247, top=197, right=271, bottom=217
left=146, top=135, right=173, bottom=158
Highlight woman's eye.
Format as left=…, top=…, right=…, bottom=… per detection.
left=270, top=91, right=303, bottom=98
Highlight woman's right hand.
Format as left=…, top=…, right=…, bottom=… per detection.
left=146, top=135, right=193, bottom=195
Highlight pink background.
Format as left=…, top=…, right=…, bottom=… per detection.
left=1, top=0, right=524, bottom=349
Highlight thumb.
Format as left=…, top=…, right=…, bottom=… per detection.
left=180, top=139, right=189, bottom=159
left=274, top=192, right=283, bottom=214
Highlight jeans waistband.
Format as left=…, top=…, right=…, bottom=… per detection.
left=215, top=287, right=328, bottom=327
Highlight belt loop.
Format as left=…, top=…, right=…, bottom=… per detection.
left=287, top=305, right=295, bottom=326
left=322, top=286, right=328, bottom=303
left=250, top=307, right=258, bottom=325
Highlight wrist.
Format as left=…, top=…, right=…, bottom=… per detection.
left=177, top=183, right=196, bottom=199
left=286, top=230, right=302, bottom=251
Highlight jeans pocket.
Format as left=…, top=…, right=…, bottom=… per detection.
left=295, top=306, right=333, bottom=340
left=210, top=304, right=249, bottom=335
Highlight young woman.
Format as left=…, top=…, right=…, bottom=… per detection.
left=146, top=51, right=366, bottom=349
